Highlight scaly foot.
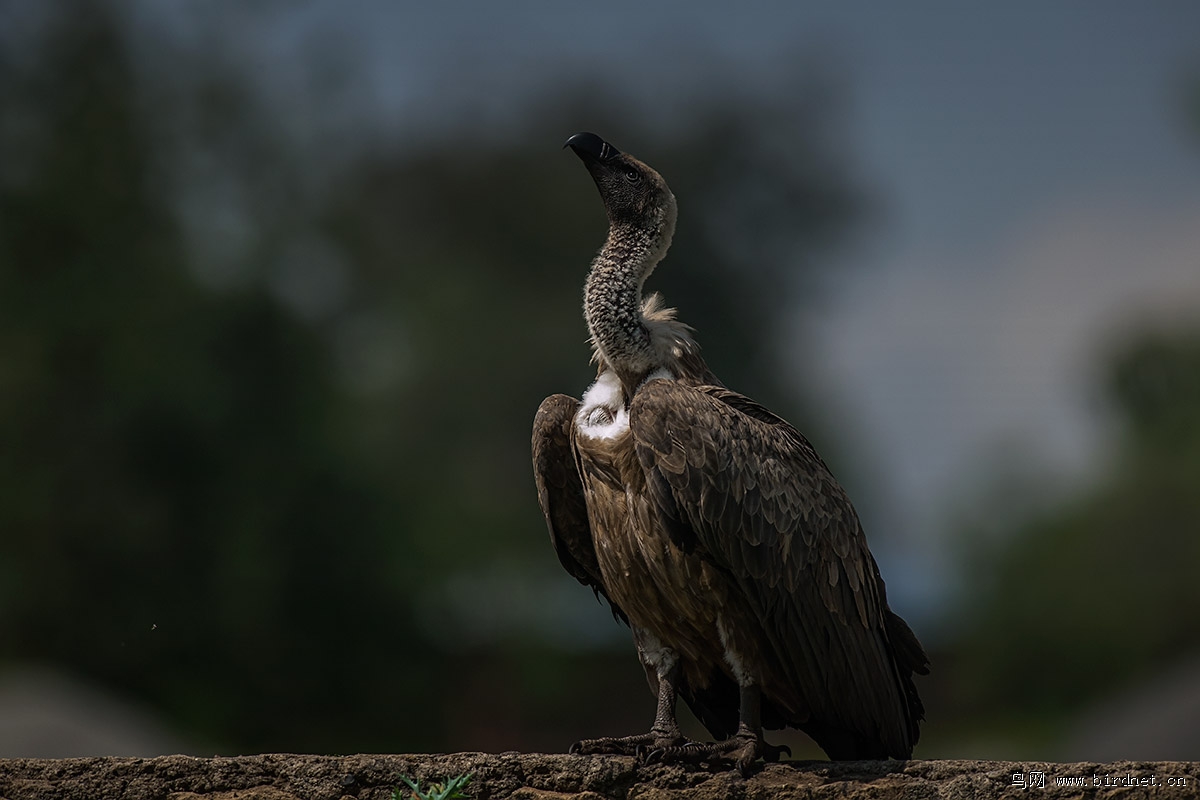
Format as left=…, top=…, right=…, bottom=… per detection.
left=646, top=731, right=791, bottom=776
left=569, top=730, right=692, bottom=757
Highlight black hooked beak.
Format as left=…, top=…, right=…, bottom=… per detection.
left=564, top=132, right=621, bottom=163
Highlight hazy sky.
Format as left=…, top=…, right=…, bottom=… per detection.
left=133, top=0, right=1200, bottom=617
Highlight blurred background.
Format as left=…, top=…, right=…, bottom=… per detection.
left=2, top=0, right=1199, bottom=761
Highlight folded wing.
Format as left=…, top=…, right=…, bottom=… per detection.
left=629, top=379, right=928, bottom=758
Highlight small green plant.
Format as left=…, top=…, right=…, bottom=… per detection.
left=393, top=772, right=473, bottom=800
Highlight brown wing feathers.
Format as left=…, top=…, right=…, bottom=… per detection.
left=629, top=378, right=926, bottom=757
left=532, top=393, right=626, bottom=622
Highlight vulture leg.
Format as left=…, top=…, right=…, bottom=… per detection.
left=570, top=652, right=694, bottom=756
left=647, top=684, right=791, bottom=776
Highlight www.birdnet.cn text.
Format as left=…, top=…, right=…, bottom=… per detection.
left=1010, top=771, right=1192, bottom=790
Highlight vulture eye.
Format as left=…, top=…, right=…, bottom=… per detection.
left=624, top=169, right=641, bottom=184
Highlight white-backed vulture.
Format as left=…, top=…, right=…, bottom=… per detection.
left=532, top=132, right=928, bottom=773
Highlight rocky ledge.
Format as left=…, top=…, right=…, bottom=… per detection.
left=0, top=753, right=1197, bottom=799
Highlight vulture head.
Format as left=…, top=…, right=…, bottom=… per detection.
left=565, top=132, right=677, bottom=250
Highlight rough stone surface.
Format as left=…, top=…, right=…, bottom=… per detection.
left=0, top=754, right=1197, bottom=800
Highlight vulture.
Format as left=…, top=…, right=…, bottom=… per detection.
left=532, top=132, right=928, bottom=773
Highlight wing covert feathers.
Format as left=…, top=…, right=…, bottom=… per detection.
left=629, top=379, right=927, bottom=758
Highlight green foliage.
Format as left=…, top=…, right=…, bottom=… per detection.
left=0, top=0, right=430, bottom=754
left=395, top=773, right=473, bottom=800
left=951, top=328, right=1200, bottom=737
left=1110, top=333, right=1200, bottom=452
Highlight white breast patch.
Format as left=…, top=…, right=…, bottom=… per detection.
left=576, top=368, right=676, bottom=441
left=576, top=371, right=629, bottom=440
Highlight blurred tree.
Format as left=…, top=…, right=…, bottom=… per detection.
left=0, top=0, right=428, bottom=753
left=950, top=329, right=1200, bottom=748
left=945, top=68, right=1200, bottom=754
left=0, top=0, right=866, bottom=754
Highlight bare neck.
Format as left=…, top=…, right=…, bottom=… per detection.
left=583, top=215, right=674, bottom=395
